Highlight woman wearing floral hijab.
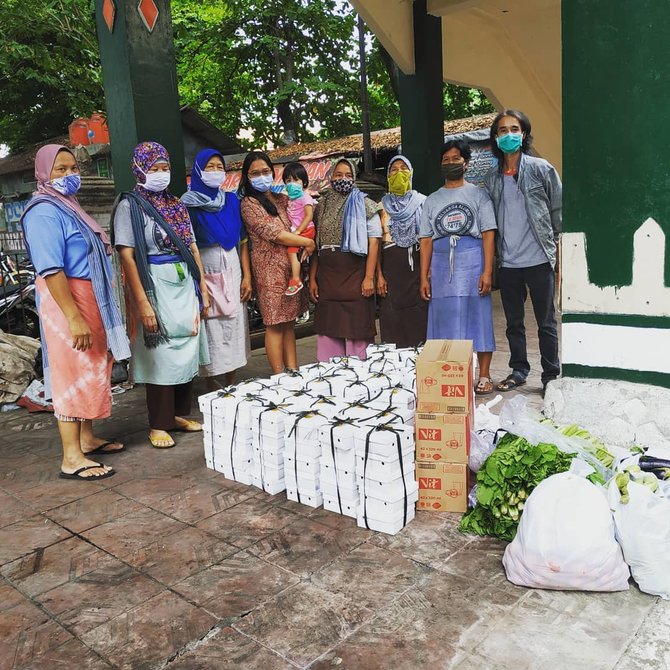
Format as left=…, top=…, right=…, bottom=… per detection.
left=112, top=141, right=210, bottom=449
left=377, top=155, right=428, bottom=347
left=181, top=148, right=251, bottom=389
left=309, top=158, right=383, bottom=361
left=21, top=144, right=130, bottom=480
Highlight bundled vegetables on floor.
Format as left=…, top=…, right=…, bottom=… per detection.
left=459, top=432, right=576, bottom=541
left=608, top=462, right=670, bottom=599
left=503, top=472, right=630, bottom=591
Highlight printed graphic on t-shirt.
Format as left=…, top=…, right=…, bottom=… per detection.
left=434, top=202, right=475, bottom=237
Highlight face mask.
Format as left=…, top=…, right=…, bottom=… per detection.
left=388, top=170, right=412, bottom=196
left=141, top=171, right=171, bottom=192
left=496, top=132, right=523, bottom=154
left=331, top=177, right=354, bottom=195
left=250, top=174, right=274, bottom=192
left=441, top=163, right=465, bottom=182
left=200, top=170, right=226, bottom=189
left=50, top=174, right=81, bottom=196
left=285, top=182, right=304, bottom=200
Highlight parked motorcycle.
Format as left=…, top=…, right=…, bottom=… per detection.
left=0, top=282, right=40, bottom=338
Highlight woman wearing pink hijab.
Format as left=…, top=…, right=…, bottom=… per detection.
left=21, top=145, right=130, bottom=481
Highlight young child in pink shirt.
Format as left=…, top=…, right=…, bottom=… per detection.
left=283, top=162, right=315, bottom=296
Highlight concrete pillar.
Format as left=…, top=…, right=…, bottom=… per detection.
left=545, top=0, right=670, bottom=448
left=397, top=0, right=444, bottom=195
left=94, top=0, right=185, bottom=193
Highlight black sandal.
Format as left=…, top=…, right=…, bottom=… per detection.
left=59, top=465, right=116, bottom=481
left=496, top=374, right=527, bottom=392
left=84, top=441, right=125, bottom=455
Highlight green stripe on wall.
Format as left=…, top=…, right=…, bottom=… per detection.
left=562, top=313, right=670, bottom=329
left=563, top=364, right=670, bottom=390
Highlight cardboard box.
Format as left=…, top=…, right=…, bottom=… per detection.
left=416, top=461, right=468, bottom=513
left=415, top=340, right=473, bottom=414
left=415, top=412, right=471, bottom=464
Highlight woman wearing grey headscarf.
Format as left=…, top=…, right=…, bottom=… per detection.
left=309, top=158, right=383, bottom=361
left=377, top=155, right=428, bottom=347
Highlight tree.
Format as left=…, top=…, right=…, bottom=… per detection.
left=172, top=0, right=362, bottom=147
left=0, top=0, right=104, bottom=152
left=0, top=0, right=494, bottom=153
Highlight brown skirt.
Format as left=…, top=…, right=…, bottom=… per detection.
left=314, top=249, right=376, bottom=341
left=378, top=244, right=428, bottom=347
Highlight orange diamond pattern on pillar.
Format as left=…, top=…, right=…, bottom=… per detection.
left=102, top=0, right=116, bottom=32
left=137, top=0, right=159, bottom=32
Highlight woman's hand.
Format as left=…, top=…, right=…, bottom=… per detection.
left=139, top=301, right=158, bottom=333
left=376, top=272, right=388, bottom=298
left=68, top=314, right=93, bottom=351
left=240, top=275, right=253, bottom=302
left=361, top=276, right=375, bottom=298
left=478, top=271, right=492, bottom=296
left=299, top=238, right=316, bottom=262
left=420, top=277, right=431, bottom=301
left=201, top=293, right=211, bottom=318
left=309, top=279, right=319, bottom=303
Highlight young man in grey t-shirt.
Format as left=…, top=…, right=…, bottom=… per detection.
left=484, top=109, right=562, bottom=395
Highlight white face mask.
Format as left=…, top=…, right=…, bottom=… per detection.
left=142, top=171, right=171, bottom=192
left=134, top=159, right=171, bottom=192
left=200, top=170, right=226, bottom=189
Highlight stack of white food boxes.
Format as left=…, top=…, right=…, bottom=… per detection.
left=197, top=344, right=421, bottom=534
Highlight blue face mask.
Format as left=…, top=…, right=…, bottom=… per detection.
left=285, top=182, right=304, bottom=200
left=250, top=174, right=274, bottom=192
left=496, top=132, right=523, bottom=154
left=50, top=174, right=81, bottom=196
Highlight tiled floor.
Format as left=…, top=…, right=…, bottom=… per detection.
left=1, top=300, right=669, bottom=669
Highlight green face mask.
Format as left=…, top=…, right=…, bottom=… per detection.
left=388, top=170, right=412, bottom=196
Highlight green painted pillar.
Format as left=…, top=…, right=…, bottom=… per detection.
left=562, top=0, right=670, bottom=387
left=94, top=0, right=185, bottom=194
left=397, top=0, right=444, bottom=195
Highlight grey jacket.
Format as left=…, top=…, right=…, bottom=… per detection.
left=484, top=153, right=562, bottom=269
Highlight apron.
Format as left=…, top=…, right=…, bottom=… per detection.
left=314, top=248, right=376, bottom=341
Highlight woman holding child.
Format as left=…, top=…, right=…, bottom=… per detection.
left=238, top=151, right=315, bottom=373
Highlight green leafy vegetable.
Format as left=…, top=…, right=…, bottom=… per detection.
left=459, top=432, right=576, bottom=541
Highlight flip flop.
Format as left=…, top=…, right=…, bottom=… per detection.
left=84, top=441, right=125, bottom=455
left=59, top=465, right=115, bottom=481
left=497, top=374, right=527, bottom=392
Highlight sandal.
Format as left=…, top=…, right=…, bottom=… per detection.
left=173, top=418, right=203, bottom=433
left=149, top=431, right=175, bottom=449
left=83, top=440, right=125, bottom=455
left=59, top=464, right=115, bottom=481
left=497, top=374, right=527, bottom=392
left=475, top=377, right=494, bottom=395
left=285, top=279, right=303, bottom=296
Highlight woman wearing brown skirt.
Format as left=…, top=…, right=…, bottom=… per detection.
left=376, top=155, right=428, bottom=347
left=309, top=159, right=382, bottom=361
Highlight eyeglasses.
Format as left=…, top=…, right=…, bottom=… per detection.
left=249, top=168, right=272, bottom=177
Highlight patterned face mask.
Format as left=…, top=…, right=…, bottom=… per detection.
left=331, top=177, right=354, bottom=195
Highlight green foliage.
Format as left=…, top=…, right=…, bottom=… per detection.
left=0, top=0, right=494, bottom=152
left=459, top=432, right=576, bottom=541
left=0, top=0, right=104, bottom=151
